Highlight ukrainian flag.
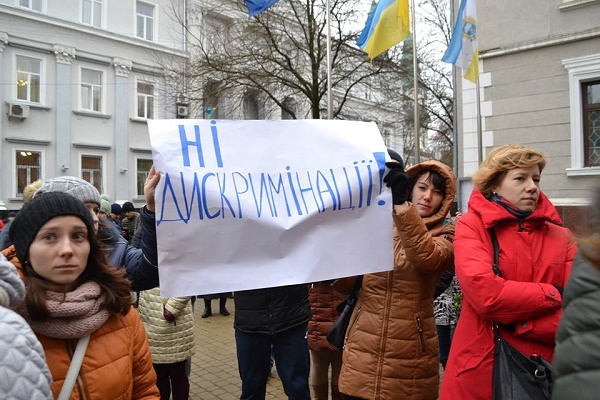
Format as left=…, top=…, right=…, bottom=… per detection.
left=442, top=0, right=478, bottom=83
left=357, top=0, right=410, bottom=61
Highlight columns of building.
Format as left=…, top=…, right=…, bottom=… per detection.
left=112, top=58, right=133, bottom=202
left=0, top=32, right=8, bottom=202
left=53, top=44, right=76, bottom=176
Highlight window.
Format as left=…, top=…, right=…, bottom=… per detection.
left=19, top=0, right=42, bottom=11
left=16, top=150, right=41, bottom=196
left=203, top=82, right=219, bottom=119
left=82, top=0, right=102, bottom=27
left=136, top=159, right=153, bottom=196
left=137, top=82, right=154, bottom=119
left=16, top=56, right=41, bottom=103
left=136, top=1, right=154, bottom=41
left=81, top=68, right=102, bottom=112
left=563, top=54, right=600, bottom=175
left=244, top=92, right=260, bottom=120
left=281, top=97, right=296, bottom=120
left=583, top=80, right=600, bottom=167
left=81, top=155, right=103, bottom=193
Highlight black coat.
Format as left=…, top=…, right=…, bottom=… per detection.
left=553, top=250, right=600, bottom=400
left=234, top=284, right=312, bottom=335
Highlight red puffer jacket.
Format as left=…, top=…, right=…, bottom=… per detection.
left=307, top=282, right=346, bottom=352
left=440, top=190, right=577, bottom=400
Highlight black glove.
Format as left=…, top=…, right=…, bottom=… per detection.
left=383, top=161, right=409, bottom=205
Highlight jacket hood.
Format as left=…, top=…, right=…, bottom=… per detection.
left=405, top=160, right=456, bottom=227
left=467, top=189, right=563, bottom=228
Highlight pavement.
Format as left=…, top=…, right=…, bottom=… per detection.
left=188, top=300, right=286, bottom=399
left=187, top=300, right=444, bottom=399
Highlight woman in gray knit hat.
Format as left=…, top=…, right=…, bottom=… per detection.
left=2, top=166, right=161, bottom=291
left=8, top=191, right=160, bottom=399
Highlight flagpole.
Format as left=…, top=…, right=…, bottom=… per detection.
left=411, top=0, right=420, bottom=164
left=476, top=78, right=482, bottom=164
left=326, top=0, right=333, bottom=119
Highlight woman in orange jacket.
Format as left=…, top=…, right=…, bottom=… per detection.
left=9, top=191, right=160, bottom=399
left=339, top=153, right=456, bottom=400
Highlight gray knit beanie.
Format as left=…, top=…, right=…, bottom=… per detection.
left=36, top=176, right=101, bottom=206
left=9, top=192, right=95, bottom=264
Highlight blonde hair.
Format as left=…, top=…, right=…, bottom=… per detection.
left=473, top=144, right=546, bottom=198
left=23, top=179, right=43, bottom=203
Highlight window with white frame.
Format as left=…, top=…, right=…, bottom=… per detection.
left=19, top=0, right=42, bottom=11
left=16, top=150, right=41, bottom=196
left=563, top=54, right=600, bottom=174
left=244, top=92, right=260, bottom=120
left=203, top=81, right=219, bottom=119
left=136, top=1, right=154, bottom=41
left=16, top=56, right=42, bottom=103
left=136, top=159, right=153, bottom=196
left=281, top=97, right=296, bottom=120
left=81, top=155, right=103, bottom=193
left=82, top=0, right=102, bottom=27
left=81, top=68, right=103, bottom=112
left=583, top=80, right=600, bottom=167
left=137, top=82, right=154, bottom=119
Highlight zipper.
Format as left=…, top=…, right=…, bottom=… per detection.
left=416, top=315, right=426, bottom=353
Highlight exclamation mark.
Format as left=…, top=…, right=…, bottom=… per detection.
left=373, top=152, right=387, bottom=206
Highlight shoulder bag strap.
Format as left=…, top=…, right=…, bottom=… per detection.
left=489, top=228, right=501, bottom=277
left=489, top=227, right=501, bottom=333
left=57, top=335, right=91, bottom=400
left=347, top=275, right=363, bottom=305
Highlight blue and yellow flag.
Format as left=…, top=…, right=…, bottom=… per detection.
left=245, top=0, right=281, bottom=17
left=442, top=0, right=478, bottom=83
left=357, top=0, right=410, bottom=61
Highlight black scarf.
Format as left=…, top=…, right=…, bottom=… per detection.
left=489, top=194, right=534, bottom=220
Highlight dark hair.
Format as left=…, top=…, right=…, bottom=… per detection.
left=23, top=228, right=133, bottom=321
left=408, top=169, right=446, bottom=199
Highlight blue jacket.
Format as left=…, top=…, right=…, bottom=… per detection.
left=98, top=206, right=159, bottom=291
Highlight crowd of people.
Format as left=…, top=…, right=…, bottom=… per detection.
left=0, top=143, right=597, bottom=400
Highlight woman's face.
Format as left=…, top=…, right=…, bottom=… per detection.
left=411, top=173, right=444, bottom=217
left=27, top=216, right=90, bottom=286
left=84, top=202, right=100, bottom=233
left=493, top=166, right=541, bottom=212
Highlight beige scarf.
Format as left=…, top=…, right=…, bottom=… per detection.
left=18, top=281, right=111, bottom=339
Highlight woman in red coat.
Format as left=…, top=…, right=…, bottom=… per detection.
left=440, top=144, right=577, bottom=399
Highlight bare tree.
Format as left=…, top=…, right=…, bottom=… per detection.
left=161, top=0, right=403, bottom=123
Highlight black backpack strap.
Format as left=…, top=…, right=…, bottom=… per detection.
left=489, top=227, right=502, bottom=277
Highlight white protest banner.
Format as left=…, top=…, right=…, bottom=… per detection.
left=148, top=119, right=394, bottom=297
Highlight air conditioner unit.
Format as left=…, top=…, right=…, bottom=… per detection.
left=176, top=94, right=189, bottom=105
left=7, top=103, right=30, bottom=119
left=176, top=105, right=189, bottom=117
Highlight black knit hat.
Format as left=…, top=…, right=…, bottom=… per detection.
left=9, top=192, right=95, bottom=263
left=122, top=201, right=135, bottom=213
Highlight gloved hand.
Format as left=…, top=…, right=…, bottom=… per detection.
left=383, top=161, right=410, bottom=205
left=163, top=306, right=176, bottom=322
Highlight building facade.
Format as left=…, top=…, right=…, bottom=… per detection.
left=0, top=0, right=187, bottom=210
left=0, top=0, right=406, bottom=214
left=455, top=0, right=600, bottom=233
